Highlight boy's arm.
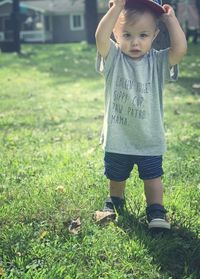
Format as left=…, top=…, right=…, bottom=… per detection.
left=95, top=0, right=125, bottom=58
left=161, top=5, right=187, bottom=66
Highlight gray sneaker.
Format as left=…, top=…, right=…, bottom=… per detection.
left=146, top=204, right=171, bottom=230
left=103, top=196, right=125, bottom=215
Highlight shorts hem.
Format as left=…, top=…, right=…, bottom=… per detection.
left=104, top=173, right=130, bottom=182
left=139, top=172, right=164, bottom=180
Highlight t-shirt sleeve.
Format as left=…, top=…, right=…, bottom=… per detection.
left=96, top=39, right=119, bottom=76
left=155, top=48, right=178, bottom=82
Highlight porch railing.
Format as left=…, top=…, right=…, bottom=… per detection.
left=20, top=31, right=52, bottom=42
left=0, top=31, right=52, bottom=42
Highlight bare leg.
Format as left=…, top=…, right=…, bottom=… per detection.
left=143, top=177, right=163, bottom=206
left=144, top=177, right=170, bottom=229
left=109, top=180, right=126, bottom=199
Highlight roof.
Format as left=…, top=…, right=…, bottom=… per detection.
left=0, top=0, right=108, bottom=15
left=21, top=0, right=85, bottom=14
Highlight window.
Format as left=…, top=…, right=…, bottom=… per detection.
left=70, top=14, right=84, bottom=31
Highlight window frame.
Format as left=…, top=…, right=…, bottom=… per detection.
left=69, top=13, right=84, bottom=31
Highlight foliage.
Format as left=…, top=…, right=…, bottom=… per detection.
left=0, top=42, right=200, bottom=278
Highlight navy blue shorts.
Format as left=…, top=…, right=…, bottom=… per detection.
left=104, top=152, right=164, bottom=181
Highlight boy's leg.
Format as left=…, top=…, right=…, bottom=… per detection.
left=137, top=155, right=170, bottom=229
left=103, top=180, right=126, bottom=214
left=102, top=152, right=134, bottom=214
left=143, top=178, right=170, bottom=229
left=109, top=180, right=126, bottom=199
left=143, top=177, right=163, bottom=206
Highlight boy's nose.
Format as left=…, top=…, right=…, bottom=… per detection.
left=131, top=37, right=139, bottom=46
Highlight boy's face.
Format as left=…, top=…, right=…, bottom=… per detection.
left=114, top=11, right=159, bottom=59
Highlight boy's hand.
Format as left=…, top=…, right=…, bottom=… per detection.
left=161, top=4, right=176, bottom=22
left=96, top=0, right=126, bottom=58
left=109, top=0, right=126, bottom=9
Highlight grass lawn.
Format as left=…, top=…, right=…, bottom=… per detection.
left=0, top=42, right=200, bottom=279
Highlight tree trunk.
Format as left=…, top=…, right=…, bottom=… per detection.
left=12, top=0, right=20, bottom=53
left=84, top=0, right=98, bottom=44
left=0, top=0, right=21, bottom=52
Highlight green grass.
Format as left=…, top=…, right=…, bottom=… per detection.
left=0, top=42, right=200, bottom=279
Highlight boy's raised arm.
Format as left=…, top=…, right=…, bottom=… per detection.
left=161, top=4, right=187, bottom=66
left=95, top=0, right=125, bottom=58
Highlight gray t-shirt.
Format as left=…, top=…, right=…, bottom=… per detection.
left=96, top=39, right=178, bottom=156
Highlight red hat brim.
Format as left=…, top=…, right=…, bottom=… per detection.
left=110, top=0, right=165, bottom=16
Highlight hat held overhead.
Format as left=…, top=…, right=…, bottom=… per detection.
left=109, top=0, right=165, bottom=15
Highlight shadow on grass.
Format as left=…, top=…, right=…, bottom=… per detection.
left=117, top=211, right=200, bottom=279
left=1, top=43, right=100, bottom=85
left=178, top=76, right=200, bottom=94
left=18, top=43, right=99, bottom=85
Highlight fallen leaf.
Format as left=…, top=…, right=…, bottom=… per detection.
left=56, top=185, right=65, bottom=193
left=0, top=266, right=5, bottom=276
left=94, top=211, right=116, bottom=225
left=68, top=217, right=81, bottom=235
left=39, top=230, right=48, bottom=240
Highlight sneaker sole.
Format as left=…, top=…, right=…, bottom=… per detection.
left=148, top=218, right=171, bottom=230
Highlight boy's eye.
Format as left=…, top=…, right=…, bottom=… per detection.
left=140, top=33, right=148, bottom=38
left=123, top=33, right=131, bottom=38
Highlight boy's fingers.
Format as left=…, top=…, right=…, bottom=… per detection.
left=162, top=4, right=173, bottom=13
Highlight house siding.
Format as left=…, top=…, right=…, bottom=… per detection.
left=52, top=15, right=86, bottom=43
left=0, top=0, right=106, bottom=43
left=0, top=3, right=11, bottom=15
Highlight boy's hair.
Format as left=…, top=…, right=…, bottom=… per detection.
left=113, top=5, right=160, bottom=35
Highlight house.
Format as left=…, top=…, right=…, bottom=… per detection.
left=0, top=0, right=108, bottom=43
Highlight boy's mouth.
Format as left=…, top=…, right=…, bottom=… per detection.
left=130, top=49, right=141, bottom=54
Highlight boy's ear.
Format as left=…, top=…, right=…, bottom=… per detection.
left=153, top=29, right=160, bottom=41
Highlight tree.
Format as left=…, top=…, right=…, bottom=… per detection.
left=12, top=0, right=21, bottom=53
left=0, top=0, right=20, bottom=53
left=84, top=0, right=98, bottom=44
